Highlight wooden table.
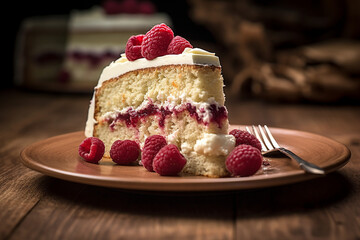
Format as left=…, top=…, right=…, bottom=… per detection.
left=1, top=88, right=359, bottom=240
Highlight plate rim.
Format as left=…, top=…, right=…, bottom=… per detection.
left=20, top=126, right=351, bottom=191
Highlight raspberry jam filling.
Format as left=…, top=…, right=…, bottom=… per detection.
left=68, top=50, right=120, bottom=67
left=104, top=102, right=228, bottom=130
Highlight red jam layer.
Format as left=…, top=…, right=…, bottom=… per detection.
left=68, top=50, right=120, bottom=67
left=105, top=102, right=228, bottom=130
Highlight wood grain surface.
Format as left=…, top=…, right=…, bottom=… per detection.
left=1, top=88, right=359, bottom=240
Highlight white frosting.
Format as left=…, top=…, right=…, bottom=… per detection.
left=85, top=48, right=221, bottom=137
left=85, top=93, right=96, bottom=137
left=96, top=48, right=220, bottom=88
left=194, top=134, right=236, bottom=156
left=70, top=7, right=172, bottom=31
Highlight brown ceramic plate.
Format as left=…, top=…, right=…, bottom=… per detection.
left=20, top=126, right=351, bottom=191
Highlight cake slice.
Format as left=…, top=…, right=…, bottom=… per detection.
left=85, top=24, right=235, bottom=177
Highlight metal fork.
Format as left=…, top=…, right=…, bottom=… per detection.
left=246, top=125, right=325, bottom=175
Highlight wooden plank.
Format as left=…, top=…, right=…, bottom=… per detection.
left=234, top=170, right=359, bottom=239
left=9, top=179, right=235, bottom=240
left=233, top=100, right=360, bottom=239
left=0, top=90, right=91, bottom=239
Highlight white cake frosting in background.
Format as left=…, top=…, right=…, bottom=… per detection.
left=70, top=6, right=172, bottom=31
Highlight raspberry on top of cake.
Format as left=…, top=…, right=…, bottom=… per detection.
left=85, top=23, right=236, bottom=177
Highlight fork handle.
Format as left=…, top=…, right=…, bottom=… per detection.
left=277, top=147, right=325, bottom=175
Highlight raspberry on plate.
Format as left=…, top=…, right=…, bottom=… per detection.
left=141, top=23, right=174, bottom=60
left=226, top=145, right=263, bottom=177
left=78, top=137, right=105, bottom=163
left=152, top=144, right=186, bottom=176
left=141, top=135, right=167, bottom=172
left=125, top=34, right=144, bottom=61
left=167, top=36, right=193, bottom=54
left=110, top=140, right=140, bottom=165
left=229, top=129, right=262, bottom=151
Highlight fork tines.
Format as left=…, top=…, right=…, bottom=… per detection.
left=246, top=125, right=326, bottom=175
left=246, top=125, right=279, bottom=152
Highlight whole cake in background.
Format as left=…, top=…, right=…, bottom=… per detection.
left=60, top=0, right=172, bottom=90
left=85, top=23, right=236, bottom=177
left=15, top=0, right=172, bottom=92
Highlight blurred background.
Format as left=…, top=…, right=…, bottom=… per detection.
left=5, top=0, right=360, bottom=103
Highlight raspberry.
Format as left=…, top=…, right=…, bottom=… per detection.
left=138, top=1, right=156, bottom=14
left=121, top=0, right=138, bottom=14
left=153, top=144, right=187, bottom=176
left=102, top=0, right=123, bottom=15
left=229, top=129, right=262, bottom=151
left=110, top=140, right=140, bottom=165
left=141, top=23, right=174, bottom=60
left=226, top=145, right=263, bottom=177
left=167, top=36, right=193, bottom=54
left=78, top=137, right=105, bottom=163
left=125, top=34, right=144, bottom=61
left=141, top=135, right=167, bottom=172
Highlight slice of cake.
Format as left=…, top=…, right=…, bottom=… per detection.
left=85, top=24, right=235, bottom=177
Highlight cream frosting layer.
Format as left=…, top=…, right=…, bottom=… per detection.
left=85, top=48, right=221, bottom=137
left=194, top=133, right=235, bottom=156
left=96, top=48, right=220, bottom=89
